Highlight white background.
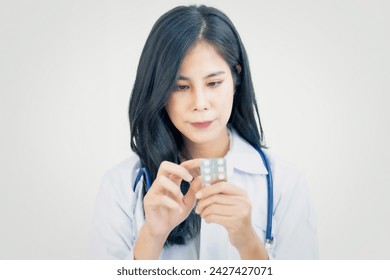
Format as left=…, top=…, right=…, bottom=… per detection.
left=0, top=0, right=389, bottom=259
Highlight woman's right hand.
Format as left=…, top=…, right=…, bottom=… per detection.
left=134, top=159, right=203, bottom=259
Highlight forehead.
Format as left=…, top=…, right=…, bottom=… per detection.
left=178, top=41, right=230, bottom=75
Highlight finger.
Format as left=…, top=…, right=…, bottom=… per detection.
left=148, top=195, right=183, bottom=213
left=168, top=173, right=184, bottom=186
left=202, top=211, right=251, bottom=228
left=200, top=199, right=252, bottom=223
left=198, top=203, right=233, bottom=218
left=195, top=182, right=245, bottom=200
left=195, top=194, right=236, bottom=214
left=169, top=158, right=201, bottom=185
left=202, top=214, right=231, bottom=227
left=180, top=158, right=202, bottom=178
left=183, top=176, right=204, bottom=207
left=153, top=175, right=183, bottom=202
left=158, top=161, right=193, bottom=182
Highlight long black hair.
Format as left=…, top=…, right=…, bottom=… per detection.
left=128, top=5, right=265, bottom=246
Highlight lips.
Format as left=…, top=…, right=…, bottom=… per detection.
left=191, top=121, right=213, bottom=128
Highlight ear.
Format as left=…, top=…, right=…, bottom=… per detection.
left=236, top=64, right=242, bottom=74
left=233, top=64, right=242, bottom=88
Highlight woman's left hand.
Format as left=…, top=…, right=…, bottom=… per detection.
left=195, top=182, right=268, bottom=259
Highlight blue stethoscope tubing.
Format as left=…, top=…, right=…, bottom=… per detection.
left=254, top=146, right=274, bottom=247
left=132, top=146, right=274, bottom=248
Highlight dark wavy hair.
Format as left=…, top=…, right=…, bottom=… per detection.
left=128, top=5, right=265, bottom=247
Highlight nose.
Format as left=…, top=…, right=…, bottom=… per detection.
left=192, top=87, right=209, bottom=111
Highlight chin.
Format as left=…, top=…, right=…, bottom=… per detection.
left=184, top=131, right=220, bottom=145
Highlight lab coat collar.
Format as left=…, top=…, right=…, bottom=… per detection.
left=226, top=128, right=268, bottom=175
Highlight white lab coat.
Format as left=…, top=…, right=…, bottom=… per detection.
left=87, top=129, right=319, bottom=259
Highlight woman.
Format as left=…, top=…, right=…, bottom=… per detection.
left=88, top=5, right=318, bottom=260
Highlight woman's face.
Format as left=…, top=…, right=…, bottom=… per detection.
left=165, top=41, right=235, bottom=149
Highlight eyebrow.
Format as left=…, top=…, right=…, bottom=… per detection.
left=177, top=71, right=226, bottom=81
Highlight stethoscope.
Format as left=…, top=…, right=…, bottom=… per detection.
left=132, top=146, right=274, bottom=249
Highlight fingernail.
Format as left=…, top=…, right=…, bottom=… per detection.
left=195, top=191, right=202, bottom=199
left=187, top=175, right=194, bottom=182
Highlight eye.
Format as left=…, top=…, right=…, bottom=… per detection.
left=208, top=81, right=222, bottom=88
left=175, top=84, right=190, bottom=91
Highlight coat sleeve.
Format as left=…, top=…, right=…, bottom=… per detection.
left=87, top=159, right=138, bottom=259
left=270, top=161, right=319, bottom=259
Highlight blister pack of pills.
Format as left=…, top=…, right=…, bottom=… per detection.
left=200, top=158, right=227, bottom=186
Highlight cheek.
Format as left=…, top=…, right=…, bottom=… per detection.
left=165, top=97, right=182, bottom=123
left=217, top=87, right=234, bottom=117
left=222, top=97, right=234, bottom=121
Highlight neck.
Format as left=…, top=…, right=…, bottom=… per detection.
left=182, top=129, right=230, bottom=159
